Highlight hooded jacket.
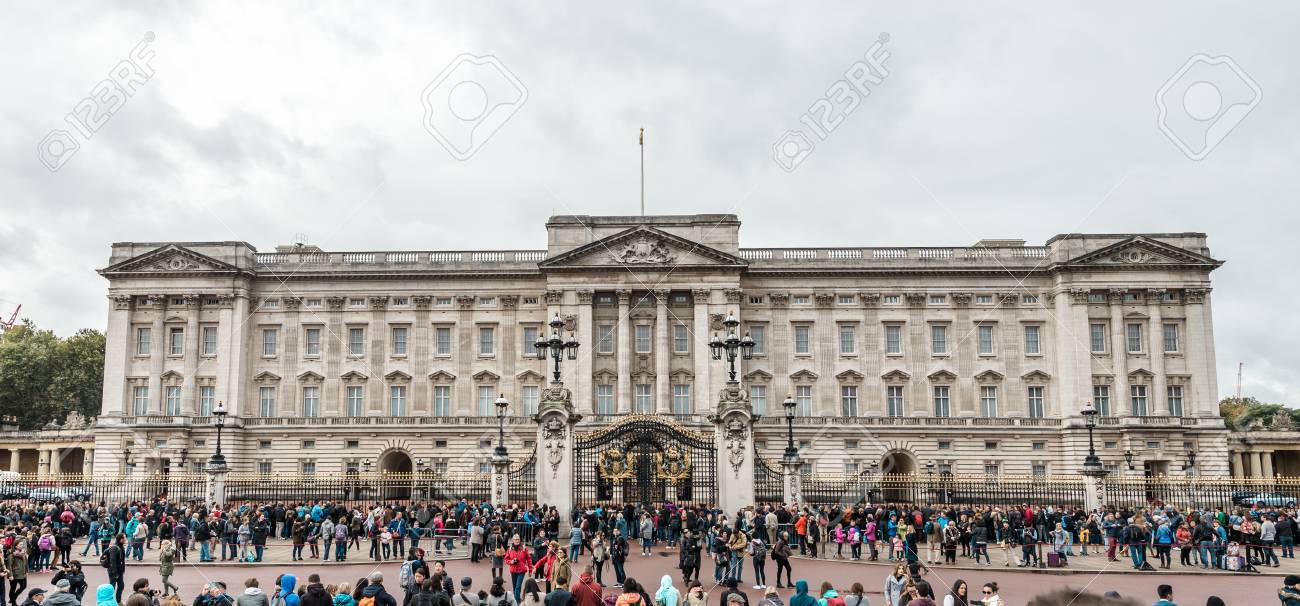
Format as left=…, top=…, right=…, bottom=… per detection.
left=273, top=575, right=301, bottom=606
left=1279, top=586, right=1300, bottom=606
left=817, top=590, right=844, bottom=606
left=571, top=572, right=603, bottom=606
left=44, top=590, right=80, bottom=606
left=302, top=584, right=331, bottom=606
left=654, top=577, right=679, bottom=606
left=236, top=587, right=270, bottom=606
left=362, top=583, right=398, bottom=606
left=789, top=583, right=816, bottom=606
left=96, top=584, right=117, bottom=606
left=333, top=594, right=357, bottom=606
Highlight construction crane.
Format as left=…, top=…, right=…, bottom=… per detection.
left=0, top=303, right=20, bottom=333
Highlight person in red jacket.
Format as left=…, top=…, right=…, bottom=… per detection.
left=506, top=534, right=533, bottom=603
left=571, top=565, right=603, bottom=606
left=532, top=542, right=560, bottom=593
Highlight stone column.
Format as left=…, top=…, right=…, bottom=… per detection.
left=147, top=295, right=166, bottom=414
left=102, top=296, right=134, bottom=416
left=1250, top=451, right=1264, bottom=478
left=37, top=450, right=50, bottom=477
left=692, top=289, right=714, bottom=416
left=1184, top=289, right=1216, bottom=416
left=411, top=297, right=433, bottom=415
left=282, top=297, right=303, bottom=416
left=458, top=295, right=482, bottom=415
left=500, top=296, right=519, bottom=407
left=7, top=450, right=18, bottom=473
left=216, top=294, right=245, bottom=416
left=1147, top=290, right=1167, bottom=415
left=182, top=295, right=201, bottom=415
left=1231, top=452, right=1245, bottom=478
left=1262, top=451, right=1275, bottom=479
left=536, top=383, right=579, bottom=531
left=575, top=291, right=595, bottom=414
left=325, top=297, right=346, bottom=415
left=1082, top=466, right=1110, bottom=510
left=616, top=290, right=632, bottom=414
left=370, top=296, right=390, bottom=415
left=654, top=290, right=671, bottom=414
left=782, top=455, right=803, bottom=506
left=1108, top=290, right=1129, bottom=415
left=49, top=448, right=62, bottom=474
left=714, top=382, right=755, bottom=513
left=205, top=465, right=229, bottom=507
left=491, top=452, right=511, bottom=506
left=82, top=450, right=95, bottom=476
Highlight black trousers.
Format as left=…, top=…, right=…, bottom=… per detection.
left=774, top=557, right=793, bottom=586
left=8, top=579, right=26, bottom=604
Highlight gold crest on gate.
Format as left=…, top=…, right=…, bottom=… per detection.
left=598, top=446, right=635, bottom=480
left=655, top=446, right=691, bottom=482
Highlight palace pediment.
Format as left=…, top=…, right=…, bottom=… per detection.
left=100, top=244, right=245, bottom=277
left=1061, top=236, right=1221, bottom=269
left=538, top=225, right=747, bottom=271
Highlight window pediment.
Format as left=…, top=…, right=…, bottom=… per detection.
left=428, top=370, right=456, bottom=382
left=790, top=369, right=819, bottom=383
left=881, top=369, right=911, bottom=383
left=927, top=370, right=957, bottom=383
left=253, top=371, right=281, bottom=383
left=974, top=370, right=1005, bottom=382
left=744, top=369, right=773, bottom=382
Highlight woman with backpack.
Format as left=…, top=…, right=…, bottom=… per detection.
left=840, top=584, right=865, bottom=606
left=770, top=533, right=792, bottom=590
left=747, top=538, right=766, bottom=590
left=158, top=540, right=179, bottom=597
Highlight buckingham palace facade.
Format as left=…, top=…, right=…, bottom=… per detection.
left=91, top=214, right=1230, bottom=481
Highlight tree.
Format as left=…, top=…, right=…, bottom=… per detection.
left=1220, top=396, right=1300, bottom=430
left=0, top=320, right=105, bottom=429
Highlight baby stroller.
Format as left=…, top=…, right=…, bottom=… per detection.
left=1224, top=542, right=1259, bottom=573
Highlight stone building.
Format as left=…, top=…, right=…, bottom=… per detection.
left=87, top=214, right=1229, bottom=487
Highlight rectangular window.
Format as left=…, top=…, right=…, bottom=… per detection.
left=933, top=386, right=950, bottom=417
left=1032, top=463, right=1047, bottom=477
left=136, top=327, right=151, bottom=355
left=839, top=325, right=856, bottom=354
left=1024, top=325, right=1041, bottom=354
left=169, top=327, right=184, bottom=355
left=937, top=441, right=951, bottom=450
left=795, top=385, right=813, bottom=416
left=259, top=386, right=275, bottom=417
left=349, top=298, right=365, bottom=307
left=433, top=386, right=451, bottom=417
left=886, top=386, right=904, bottom=417
left=522, top=385, right=540, bottom=416
left=596, top=385, right=615, bottom=414
left=885, top=325, right=902, bottom=354
left=1093, top=385, right=1111, bottom=416
left=201, top=327, right=218, bottom=355
left=478, top=385, right=494, bottom=416
left=391, top=327, right=408, bottom=355
left=884, top=295, right=901, bottom=305
left=346, top=386, right=364, bottom=417
left=165, top=386, right=181, bottom=415
left=199, top=386, right=214, bottom=416
left=302, top=386, right=320, bottom=417
left=262, top=328, right=278, bottom=356
left=749, top=385, right=767, bottom=415
left=523, top=326, right=539, bottom=356
left=1163, top=324, right=1179, bottom=352
left=598, top=325, right=614, bottom=354
left=1022, top=294, right=1039, bottom=304
left=840, top=386, right=858, bottom=417
left=390, top=386, right=408, bottom=416
left=258, top=461, right=272, bottom=475
left=301, top=461, right=316, bottom=475
left=1126, top=324, right=1143, bottom=353
left=672, top=384, right=691, bottom=414
left=794, top=325, right=810, bottom=354
left=435, top=327, right=451, bottom=355
left=749, top=325, right=766, bottom=355
left=1167, top=386, right=1184, bottom=417
left=839, top=295, right=856, bottom=305
left=931, top=325, right=947, bottom=354
left=1027, top=386, right=1044, bottom=418
left=1130, top=385, right=1148, bottom=416
left=1090, top=324, right=1106, bottom=353
left=792, top=295, right=810, bottom=305
left=749, top=295, right=765, bottom=305
left=479, top=326, right=495, bottom=355
left=304, top=327, right=321, bottom=356
left=984, top=463, right=1000, bottom=475
left=673, top=324, right=690, bottom=353
left=1087, top=292, right=1106, bottom=303
left=349, top=328, right=365, bottom=355
left=929, top=295, right=946, bottom=305
left=976, top=295, right=993, bottom=305
left=634, top=383, right=653, bottom=413
left=980, top=386, right=998, bottom=417
left=634, top=325, right=652, bottom=353
left=978, top=325, right=995, bottom=355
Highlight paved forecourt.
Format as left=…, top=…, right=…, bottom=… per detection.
left=50, top=539, right=1289, bottom=605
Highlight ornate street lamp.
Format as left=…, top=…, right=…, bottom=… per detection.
left=1123, top=450, right=1135, bottom=471
left=1081, top=401, right=1101, bottom=469
left=208, top=401, right=228, bottom=468
left=1187, top=451, right=1197, bottom=471
left=782, top=394, right=798, bottom=462
left=708, top=311, right=754, bottom=382
left=535, top=314, right=580, bottom=384
left=924, top=460, right=936, bottom=503
left=494, top=394, right=510, bottom=458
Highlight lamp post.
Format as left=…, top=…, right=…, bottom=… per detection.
left=1081, top=401, right=1101, bottom=469
left=708, top=311, right=754, bottom=382
left=1124, top=450, right=1135, bottom=471
left=1187, top=451, right=1196, bottom=473
left=208, top=401, right=228, bottom=469
left=782, top=395, right=798, bottom=462
left=924, top=460, right=936, bottom=504
left=494, top=394, right=510, bottom=458
left=535, top=314, right=580, bottom=384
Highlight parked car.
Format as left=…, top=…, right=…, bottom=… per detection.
left=0, top=483, right=29, bottom=499
left=1233, top=491, right=1297, bottom=507
left=28, top=487, right=90, bottom=502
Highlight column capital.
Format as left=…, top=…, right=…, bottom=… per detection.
left=182, top=295, right=202, bottom=308
left=111, top=295, right=135, bottom=310
left=1070, top=289, right=1092, bottom=304
left=499, top=295, right=519, bottom=309
left=576, top=290, right=594, bottom=304
left=813, top=293, right=835, bottom=308
left=615, top=290, right=632, bottom=304
left=651, top=289, right=671, bottom=302
left=723, top=288, right=744, bottom=304
left=454, top=295, right=475, bottom=309
left=1145, top=288, right=1166, bottom=303
left=949, top=292, right=973, bottom=307
left=283, top=296, right=303, bottom=311
left=370, top=296, right=390, bottom=310
left=545, top=290, right=564, bottom=304
left=1185, top=288, right=1210, bottom=304
left=411, top=296, right=433, bottom=310
left=768, top=293, right=790, bottom=308
left=326, top=296, right=347, bottom=311
left=905, top=292, right=927, bottom=308
left=1107, top=288, right=1126, bottom=304
left=691, top=288, right=711, bottom=304
left=145, top=294, right=167, bottom=307
left=858, top=292, right=881, bottom=308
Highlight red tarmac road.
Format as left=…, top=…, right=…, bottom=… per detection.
left=43, top=544, right=1286, bottom=606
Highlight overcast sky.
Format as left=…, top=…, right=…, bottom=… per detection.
left=1, top=2, right=1296, bottom=404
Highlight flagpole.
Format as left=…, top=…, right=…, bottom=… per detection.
left=639, top=127, right=645, bottom=216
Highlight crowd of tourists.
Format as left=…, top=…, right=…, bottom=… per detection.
left=0, top=496, right=1292, bottom=606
